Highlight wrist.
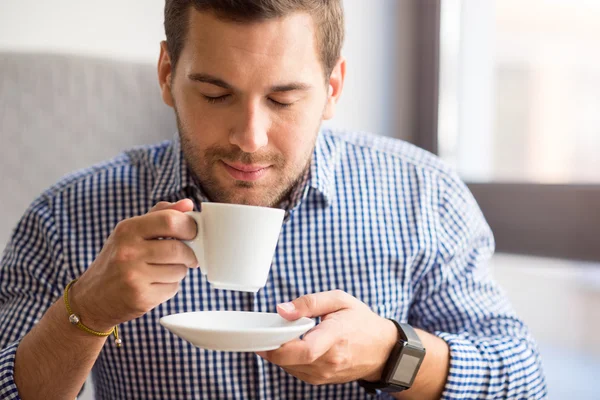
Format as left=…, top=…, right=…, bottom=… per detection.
left=68, top=279, right=115, bottom=333
left=363, top=318, right=399, bottom=382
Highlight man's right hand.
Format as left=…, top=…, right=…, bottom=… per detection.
left=68, top=199, right=199, bottom=332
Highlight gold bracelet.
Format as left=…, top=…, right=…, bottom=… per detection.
left=64, top=279, right=122, bottom=347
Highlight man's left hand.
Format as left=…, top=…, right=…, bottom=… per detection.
left=256, top=290, right=399, bottom=385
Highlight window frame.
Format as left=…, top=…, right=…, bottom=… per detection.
left=415, top=0, right=600, bottom=262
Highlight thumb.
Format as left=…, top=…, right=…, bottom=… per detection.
left=276, top=290, right=353, bottom=321
left=149, top=199, right=194, bottom=214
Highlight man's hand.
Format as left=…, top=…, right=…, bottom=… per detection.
left=256, top=290, right=399, bottom=385
left=68, top=199, right=200, bottom=332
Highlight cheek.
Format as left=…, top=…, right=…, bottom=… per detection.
left=270, top=123, right=316, bottom=166
left=271, top=102, right=323, bottom=159
left=176, top=92, right=225, bottom=142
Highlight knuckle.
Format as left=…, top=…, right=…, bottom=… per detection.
left=151, top=201, right=171, bottom=212
left=113, top=219, right=132, bottom=237
left=338, top=336, right=349, bottom=348
left=300, top=294, right=318, bottom=312
left=303, top=348, right=318, bottom=364
left=113, top=246, right=138, bottom=263
left=328, top=352, right=347, bottom=369
left=332, top=289, right=351, bottom=303
left=161, top=211, right=180, bottom=234
left=122, top=268, right=139, bottom=287
left=319, top=369, right=334, bottom=382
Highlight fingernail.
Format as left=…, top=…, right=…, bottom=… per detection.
left=277, top=302, right=295, bottom=312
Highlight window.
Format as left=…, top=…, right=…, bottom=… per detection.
left=433, top=3, right=600, bottom=396
left=436, top=0, right=600, bottom=261
left=439, top=0, right=600, bottom=184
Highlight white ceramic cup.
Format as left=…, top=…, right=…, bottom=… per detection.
left=183, top=203, right=285, bottom=292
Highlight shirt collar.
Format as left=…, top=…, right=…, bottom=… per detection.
left=150, top=130, right=337, bottom=207
left=307, top=129, right=337, bottom=206
left=273, top=129, right=338, bottom=216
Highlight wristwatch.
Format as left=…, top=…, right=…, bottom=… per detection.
left=357, top=319, right=426, bottom=394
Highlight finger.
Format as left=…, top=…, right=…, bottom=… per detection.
left=280, top=367, right=314, bottom=384
left=167, top=199, right=194, bottom=213
left=259, top=320, right=342, bottom=364
left=144, top=239, right=198, bottom=268
left=277, top=290, right=354, bottom=321
left=149, top=201, right=175, bottom=213
left=258, top=323, right=338, bottom=367
left=152, top=282, right=181, bottom=303
left=145, top=264, right=189, bottom=284
left=149, top=199, right=194, bottom=213
left=296, top=318, right=342, bottom=361
left=127, top=210, right=198, bottom=240
left=258, top=339, right=306, bottom=366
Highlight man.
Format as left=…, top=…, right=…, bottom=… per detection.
left=0, top=0, right=546, bottom=399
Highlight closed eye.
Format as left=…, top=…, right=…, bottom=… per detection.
left=203, top=94, right=231, bottom=104
left=203, top=94, right=293, bottom=108
left=268, top=98, right=293, bottom=108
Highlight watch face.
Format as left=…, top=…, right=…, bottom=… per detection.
left=389, top=344, right=425, bottom=387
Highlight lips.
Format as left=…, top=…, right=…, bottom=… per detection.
left=221, top=161, right=270, bottom=182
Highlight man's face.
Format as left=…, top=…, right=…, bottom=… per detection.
left=158, top=11, right=344, bottom=207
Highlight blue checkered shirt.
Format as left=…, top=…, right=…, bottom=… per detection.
left=0, top=129, right=546, bottom=399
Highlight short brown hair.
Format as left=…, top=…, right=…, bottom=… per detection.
left=164, top=0, right=344, bottom=79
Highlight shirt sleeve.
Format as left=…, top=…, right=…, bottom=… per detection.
left=0, top=195, right=64, bottom=400
left=408, top=172, right=548, bottom=399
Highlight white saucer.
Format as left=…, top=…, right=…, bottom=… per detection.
left=159, top=311, right=315, bottom=352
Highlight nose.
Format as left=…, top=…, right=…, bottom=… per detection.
left=229, top=101, right=269, bottom=153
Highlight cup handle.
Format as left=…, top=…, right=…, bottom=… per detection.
left=183, top=211, right=208, bottom=275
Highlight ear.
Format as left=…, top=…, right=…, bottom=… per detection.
left=323, top=57, right=346, bottom=121
left=158, top=40, right=175, bottom=108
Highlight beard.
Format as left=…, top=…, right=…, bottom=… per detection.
left=175, top=110, right=315, bottom=208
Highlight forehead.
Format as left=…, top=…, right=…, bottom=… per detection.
left=177, top=10, right=323, bottom=86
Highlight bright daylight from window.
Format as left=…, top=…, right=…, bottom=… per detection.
left=438, top=0, right=600, bottom=184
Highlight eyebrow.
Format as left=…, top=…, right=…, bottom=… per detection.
left=187, top=73, right=312, bottom=93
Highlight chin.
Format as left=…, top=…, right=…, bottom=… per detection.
left=199, top=167, right=296, bottom=208
left=208, top=186, right=283, bottom=208
left=223, top=196, right=278, bottom=208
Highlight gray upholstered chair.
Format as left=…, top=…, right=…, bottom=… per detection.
left=0, top=51, right=176, bottom=249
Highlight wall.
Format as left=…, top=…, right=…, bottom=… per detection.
left=492, top=254, right=600, bottom=399
left=0, top=0, right=165, bottom=62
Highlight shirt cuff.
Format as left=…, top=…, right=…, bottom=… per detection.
left=0, top=340, right=22, bottom=400
left=434, top=331, right=547, bottom=400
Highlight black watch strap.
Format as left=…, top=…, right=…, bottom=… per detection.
left=357, top=319, right=425, bottom=395
left=357, top=379, right=406, bottom=395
